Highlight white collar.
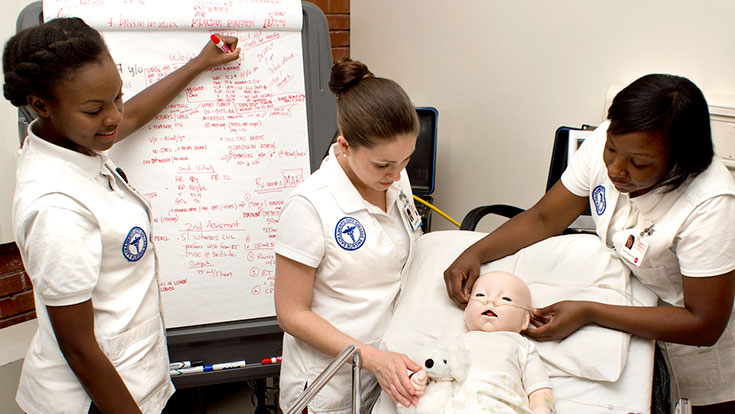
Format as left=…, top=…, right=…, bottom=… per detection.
left=26, top=119, right=110, bottom=180
left=629, top=186, right=667, bottom=214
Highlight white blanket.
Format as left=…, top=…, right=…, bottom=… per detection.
left=373, top=230, right=657, bottom=414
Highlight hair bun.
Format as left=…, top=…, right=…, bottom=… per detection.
left=329, top=57, right=374, bottom=95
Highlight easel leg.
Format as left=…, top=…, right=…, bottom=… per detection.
left=254, top=378, right=268, bottom=414
left=198, top=386, right=207, bottom=414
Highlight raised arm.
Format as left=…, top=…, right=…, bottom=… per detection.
left=444, top=181, right=588, bottom=306
left=275, top=254, right=422, bottom=408
left=117, top=34, right=241, bottom=139
left=48, top=301, right=141, bottom=414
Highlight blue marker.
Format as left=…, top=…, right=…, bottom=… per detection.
left=170, top=360, right=246, bottom=376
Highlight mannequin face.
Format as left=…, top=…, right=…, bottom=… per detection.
left=336, top=134, right=416, bottom=193
left=464, top=271, right=532, bottom=333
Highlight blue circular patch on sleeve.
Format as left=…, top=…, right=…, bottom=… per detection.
left=122, top=226, right=148, bottom=262
left=334, top=217, right=366, bottom=251
left=592, top=185, right=606, bottom=215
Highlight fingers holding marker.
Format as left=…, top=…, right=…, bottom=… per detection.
left=207, top=34, right=241, bottom=64
left=210, top=34, right=232, bottom=53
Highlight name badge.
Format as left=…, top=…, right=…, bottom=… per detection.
left=400, top=193, right=423, bottom=231
left=619, top=232, right=650, bottom=267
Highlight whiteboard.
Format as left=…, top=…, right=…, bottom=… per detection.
left=44, top=0, right=310, bottom=328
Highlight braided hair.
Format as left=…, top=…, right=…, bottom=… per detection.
left=3, top=17, right=108, bottom=107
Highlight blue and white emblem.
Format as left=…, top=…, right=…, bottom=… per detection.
left=592, top=185, right=606, bottom=215
left=335, top=217, right=366, bottom=251
left=122, top=226, right=147, bottom=262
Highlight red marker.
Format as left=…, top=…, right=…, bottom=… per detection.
left=261, top=356, right=282, bottom=364
left=210, top=34, right=232, bottom=54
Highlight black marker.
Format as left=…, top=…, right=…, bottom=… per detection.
left=115, top=167, right=128, bottom=183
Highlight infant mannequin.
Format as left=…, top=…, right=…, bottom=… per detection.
left=412, top=271, right=555, bottom=414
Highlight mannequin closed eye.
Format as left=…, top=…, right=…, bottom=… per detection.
left=471, top=294, right=534, bottom=311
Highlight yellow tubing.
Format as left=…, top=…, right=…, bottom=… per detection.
left=412, top=195, right=460, bottom=228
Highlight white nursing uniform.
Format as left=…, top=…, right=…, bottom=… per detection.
left=14, top=122, right=174, bottom=414
left=562, top=121, right=735, bottom=405
left=275, top=145, right=423, bottom=413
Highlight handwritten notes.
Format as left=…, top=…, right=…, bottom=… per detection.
left=44, top=0, right=302, bottom=31
left=44, top=0, right=308, bottom=328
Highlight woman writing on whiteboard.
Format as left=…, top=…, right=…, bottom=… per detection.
left=275, top=58, right=425, bottom=412
left=3, top=17, right=239, bottom=413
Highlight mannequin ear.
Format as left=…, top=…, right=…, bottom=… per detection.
left=521, top=311, right=531, bottom=331
left=27, top=95, right=51, bottom=118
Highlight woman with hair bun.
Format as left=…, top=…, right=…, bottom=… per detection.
left=275, top=58, right=424, bottom=412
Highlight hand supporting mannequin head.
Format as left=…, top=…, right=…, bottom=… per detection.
left=464, top=271, right=532, bottom=333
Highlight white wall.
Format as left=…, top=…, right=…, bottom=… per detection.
left=351, top=0, right=735, bottom=231
left=0, top=0, right=37, bottom=244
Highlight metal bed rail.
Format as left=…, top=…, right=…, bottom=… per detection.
left=674, top=398, right=691, bottom=414
left=283, top=344, right=362, bottom=414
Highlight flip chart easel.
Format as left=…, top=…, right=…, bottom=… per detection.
left=166, top=2, right=335, bottom=388
left=18, top=0, right=336, bottom=387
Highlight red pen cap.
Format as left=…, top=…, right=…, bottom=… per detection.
left=261, top=356, right=282, bottom=364
left=210, top=34, right=232, bottom=53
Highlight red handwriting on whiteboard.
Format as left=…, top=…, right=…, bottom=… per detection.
left=160, top=278, right=187, bottom=292
left=239, top=32, right=282, bottom=51
left=105, top=26, right=308, bottom=303
left=263, top=11, right=287, bottom=29
left=282, top=168, right=304, bottom=188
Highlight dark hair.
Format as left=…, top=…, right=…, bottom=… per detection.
left=607, top=73, right=713, bottom=192
left=3, top=17, right=108, bottom=107
left=329, top=58, right=418, bottom=148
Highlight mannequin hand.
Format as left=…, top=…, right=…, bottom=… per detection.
left=529, top=387, right=554, bottom=414
left=409, top=370, right=428, bottom=397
